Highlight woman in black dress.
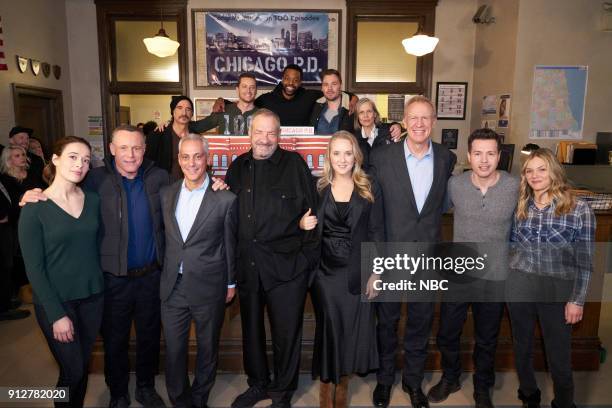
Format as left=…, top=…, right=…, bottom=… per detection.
left=300, top=130, right=384, bottom=408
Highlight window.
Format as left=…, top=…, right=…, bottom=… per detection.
left=318, top=154, right=325, bottom=168
left=115, top=21, right=180, bottom=82
left=346, top=0, right=436, bottom=95
left=95, top=0, right=188, bottom=148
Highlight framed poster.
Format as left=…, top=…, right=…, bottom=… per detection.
left=441, top=128, right=458, bottom=150
left=193, top=9, right=341, bottom=88
left=436, top=82, right=468, bottom=120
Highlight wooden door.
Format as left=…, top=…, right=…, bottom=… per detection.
left=12, top=84, right=65, bottom=158
left=119, top=106, right=131, bottom=125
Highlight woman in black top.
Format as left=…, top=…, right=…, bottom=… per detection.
left=300, top=131, right=384, bottom=408
left=0, top=145, right=47, bottom=294
left=0, top=144, right=46, bottom=191
left=18, top=136, right=104, bottom=408
left=352, top=98, right=406, bottom=169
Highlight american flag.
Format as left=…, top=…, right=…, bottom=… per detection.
left=0, top=16, right=7, bottom=71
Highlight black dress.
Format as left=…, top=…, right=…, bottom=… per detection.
left=311, top=194, right=378, bottom=383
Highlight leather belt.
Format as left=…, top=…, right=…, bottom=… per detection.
left=127, top=261, right=159, bottom=278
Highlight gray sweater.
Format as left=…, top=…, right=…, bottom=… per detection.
left=448, top=170, right=519, bottom=242
left=447, top=170, right=519, bottom=283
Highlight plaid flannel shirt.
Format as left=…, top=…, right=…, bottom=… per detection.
left=510, top=198, right=595, bottom=305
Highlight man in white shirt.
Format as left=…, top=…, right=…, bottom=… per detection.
left=159, top=134, right=238, bottom=408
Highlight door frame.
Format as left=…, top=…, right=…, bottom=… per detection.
left=12, top=83, right=66, bottom=142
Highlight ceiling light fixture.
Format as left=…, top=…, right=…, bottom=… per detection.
left=143, top=7, right=180, bottom=58
left=401, top=24, right=439, bottom=57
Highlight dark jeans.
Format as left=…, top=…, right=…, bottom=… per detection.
left=102, top=271, right=161, bottom=399
left=34, top=292, right=104, bottom=408
left=508, top=302, right=574, bottom=408
left=376, top=302, right=435, bottom=388
left=161, top=274, right=226, bottom=408
left=239, top=273, right=308, bottom=402
left=436, top=302, right=504, bottom=391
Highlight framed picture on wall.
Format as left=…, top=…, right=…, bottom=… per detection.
left=194, top=98, right=218, bottom=121
left=192, top=9, right=342, bottom=88
left=436, top=82, right=468, bottom=120
left=441, top=128, right=458, bottom=150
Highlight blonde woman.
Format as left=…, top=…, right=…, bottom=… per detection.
left=1, top=145, right=46, bottom=295
left=508, top=148, right=595, bottom=408
left=300, top=131, right=384, bottom=408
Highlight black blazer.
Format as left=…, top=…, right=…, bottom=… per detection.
left=370, top=141, right=456, bottom=243
left=315, top=180, right=385, bottom=294
left=160, top=180, right=238, bottom=305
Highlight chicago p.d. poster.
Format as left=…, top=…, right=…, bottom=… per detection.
left=194, top=10, right=340, bottom=87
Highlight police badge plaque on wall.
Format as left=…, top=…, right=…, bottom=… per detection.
left=42, top=62, right=51, bottom=77
left=16, top=55, right=28, bottom=73
left=53, top=64, right=61, bottom=79
left=31, top=59, right=41, bottom=76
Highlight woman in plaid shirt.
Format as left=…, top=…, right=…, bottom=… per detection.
left=508, top=148, right=595, bottom=408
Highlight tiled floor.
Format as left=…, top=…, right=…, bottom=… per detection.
left=1, top=297, right=611, bottom=408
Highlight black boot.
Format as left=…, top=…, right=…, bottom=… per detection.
left=518, top=389, right=541, bottom=408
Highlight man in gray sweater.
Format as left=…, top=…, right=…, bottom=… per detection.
left=428, top=129, right=519, bottom=408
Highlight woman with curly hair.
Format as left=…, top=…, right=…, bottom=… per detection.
left=300, top=130, right=384, bottom=408
left=508, top=148, right=595, bottom=408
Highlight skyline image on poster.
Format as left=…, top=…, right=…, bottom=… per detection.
left=205, top=12, right=330, bottom=85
